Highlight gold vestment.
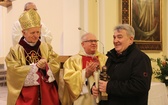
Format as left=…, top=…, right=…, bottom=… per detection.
left=61, top=51, right=107, bottom=105
left=5, top=42, right=60, bottom=105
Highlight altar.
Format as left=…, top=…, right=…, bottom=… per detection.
left=148, top=82, right=168, bottom=105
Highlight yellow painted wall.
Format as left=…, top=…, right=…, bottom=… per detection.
left=88, top=0, right=98, bottom=35
left=88, top=0, right=168, bottom=82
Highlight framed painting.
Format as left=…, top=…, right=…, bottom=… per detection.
left=122, top=0, right=162, bottom=50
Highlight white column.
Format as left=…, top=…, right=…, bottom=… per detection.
left=83, top=0, right=88, bottom=32
left=78, top=0, right=88, bottom=50
left=0, top=7, right=3, bottom=57
left=98, top=0, right=105, bottom=54
left=62, top=0, right=81, bottom=55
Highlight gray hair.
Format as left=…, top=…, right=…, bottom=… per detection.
left=24, top=2, right=37, bottom=11
left=114, top=24, right=135, bottom=37
left=81, top=33, right=89, bottom=42
left=80, top=33, right=96, bottom=42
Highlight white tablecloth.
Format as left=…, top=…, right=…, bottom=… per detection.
left=148, top=82, right=168, bottom=105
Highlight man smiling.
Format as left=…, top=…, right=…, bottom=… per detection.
left=6, top=9, right=60, bottom=105
left=62, top=33, right=107, bottom=105
left=92, top=24, right=152, bottom=105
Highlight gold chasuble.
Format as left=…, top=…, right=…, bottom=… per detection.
left=62, top=50, right=107, bottom=105
left=5, top=38, right=60, bottom=105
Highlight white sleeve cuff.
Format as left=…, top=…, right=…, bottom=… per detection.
left=46, top=67, right=55, bottom=83
left=24, top=63, right=39, bottom=86
left=81, top=69, right=89, bottom=94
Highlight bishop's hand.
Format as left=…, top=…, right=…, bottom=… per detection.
left=36, top=58, right=47, bottom=70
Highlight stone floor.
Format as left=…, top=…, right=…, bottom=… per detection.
left=0, top=86, right=7, bottom=105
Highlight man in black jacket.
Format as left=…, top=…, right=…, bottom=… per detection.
left=92, top=24, right=152, bottom=105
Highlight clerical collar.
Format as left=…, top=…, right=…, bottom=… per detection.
left=85, top=54, right=96, bottom=57
left=83, top=51, right=96, bottom=57
left=23, top=38, right=36, bottom=46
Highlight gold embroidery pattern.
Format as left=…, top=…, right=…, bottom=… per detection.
left=25, top=50, right=41, bottom=64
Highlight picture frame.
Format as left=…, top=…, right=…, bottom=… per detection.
left=122, top=0, right=162, bottom=50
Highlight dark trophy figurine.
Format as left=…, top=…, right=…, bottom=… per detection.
left=99, top=65, right=110, bottom=100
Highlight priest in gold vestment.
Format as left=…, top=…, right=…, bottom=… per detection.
left=5, top=9, right=60, bottom=105
left=62, top=33, right=107, bottom=105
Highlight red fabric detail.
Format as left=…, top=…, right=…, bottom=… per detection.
left=37, top=64, right=49, bottom=83
left=82, top=56, right=99, bottom=69
left=16, top=86, right=39, bottom=105
left=16, top=73, right=59, bottom=105
left=40, top=77, right=59, bottom=105
left=143, top=72, right=148, bottom=77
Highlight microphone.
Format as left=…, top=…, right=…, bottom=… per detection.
left=99, top=40, right=104, bottom=54
left=78, top=27, right=105, bottom=54
left=78, top=27, right=87, bottom=33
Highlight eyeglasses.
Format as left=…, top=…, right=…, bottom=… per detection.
left=83, top=40, right=99, bottom=43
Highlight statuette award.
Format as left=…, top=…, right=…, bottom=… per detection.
left=99, top=66, right=110, bottom=100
